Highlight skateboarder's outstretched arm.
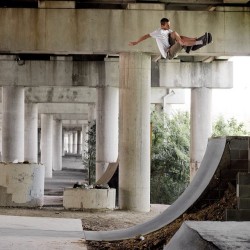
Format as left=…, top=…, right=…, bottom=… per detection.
left=129, top=34, right=151, bottom=46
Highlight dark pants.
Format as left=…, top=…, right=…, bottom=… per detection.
left=167, top=34, right=183, bottom=60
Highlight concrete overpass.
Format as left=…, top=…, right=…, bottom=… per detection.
left=0, top=1, right=249, bottom=212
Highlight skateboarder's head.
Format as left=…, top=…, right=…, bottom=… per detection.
left=160, top=18, right=170, bottom=30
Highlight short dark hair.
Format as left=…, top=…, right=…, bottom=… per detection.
left=160, top=18, right=169, bottom=25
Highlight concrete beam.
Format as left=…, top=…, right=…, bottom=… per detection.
left=0, top=87, right=171, bottom=110
left=0, top=9, right=249, bottom=56
left=38, top=103, right=88, bottom=114
left=62, top=120, right=87, bottom=126
left=159, top=61, right=233, bottom=88
left=25, top=86, right=96, bottom=103
left=52, top=114, right=88, bottom=120
left=0, top=58, right=105, bottom=87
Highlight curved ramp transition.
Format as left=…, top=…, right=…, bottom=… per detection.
left=85, top=137, right=226, bottom=241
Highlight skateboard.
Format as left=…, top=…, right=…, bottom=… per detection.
left=191, top=32, right=212, bottom=51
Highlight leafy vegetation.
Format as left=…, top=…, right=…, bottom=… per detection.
left=212, top=116, right=249, bottom=136
left=150, top=111, right=190, bottom=204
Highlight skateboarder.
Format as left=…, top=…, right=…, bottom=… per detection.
left=129, top=18, right=212, bottom=60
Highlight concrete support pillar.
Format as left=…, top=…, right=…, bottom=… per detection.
left=73, top=131, right=77, bottom=154
left=24, top=103, right=38, bottom=163
left=0, top=122, right=2, bottom=161
left=53, top=119, right=62, bottom=171
left=77, top=130, right=81, bottom=155
left=2, top=86, right=24, bottom=162
left=62, top=128, right=65, bottom=156
left=64, top=131, right=69, bottom=154
left=96, top=86, right=119, bottom=180
left=41, top=114, right=53, bottom=178
left=190, top=87, right=212, bottom=181
left=68, top=132, right=73, bottom=154
left=119, top=53, right=151, bottom=212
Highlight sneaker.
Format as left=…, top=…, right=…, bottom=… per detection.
left=185, top=46, right=192, bottom=54
left=202, top=32, right=208, bottom=45
left=192, top=32, right=212, bottom=51
left=207, top=33, right=213, bottom=44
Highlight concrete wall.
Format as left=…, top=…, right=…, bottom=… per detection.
left=0, top=9, right=249, bottom=56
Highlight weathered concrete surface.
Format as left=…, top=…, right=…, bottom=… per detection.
left=0, top=215, right=87, bottom=250
left=164, top=221, right=250, bottom=250
left=119, top=53, right=151, bottom=212
left=0, top=9, right=249, bottom=56
left=52, top=114, right=88, bottom=121
left=25, top=103, right=38, bottom=163
left=25, top=87, right=96, bottom=103
left=0, top=58, right=104, bottom=87
left=38, top=103, right=89, bottom=114
left=2, top=86, right=25, bottom=162
left=0, top=58, right=233, bottom=88
left=159, top=60, right=233, bottom=88
left=63, top=188, right=116, bottom=210
left=0, top=163, right=45, bottom=207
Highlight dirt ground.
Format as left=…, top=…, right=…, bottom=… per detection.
left=0, top=186, right=237, bottom=250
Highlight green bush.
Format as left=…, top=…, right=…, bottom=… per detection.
left=150, top=111, right=190, bottom=204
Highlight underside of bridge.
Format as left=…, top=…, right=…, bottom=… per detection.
left=0, top=0, right=250, bottom=9
left=0, top=0, right=249, bottom=63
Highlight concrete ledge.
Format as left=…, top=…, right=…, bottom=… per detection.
left=63, top=188, right=116, bottom=210
left=0, top=163, right=45, bottom=207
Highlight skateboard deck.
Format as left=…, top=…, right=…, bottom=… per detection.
left=191, top=32, right=212, bottom=51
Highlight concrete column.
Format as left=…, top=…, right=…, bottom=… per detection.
left=77, top=130, right=81, bottom=155
left=190, top=87, right=212, bottom=181
left=41, top=114, right=53, bottom=178
left=0, top=122, right=2, bottom=161
left=62, top=128, right=65, bottom=156
left=119, top=53, right=151, bottom=212
left=67, top=131, right=70, bottom=154
left=53, top=119, right=62, bottom=171
left=24, top=103, right=38, bottom=163
left=2, top=86, right=24, bottom=162
left=96, top=86, right=119, bottom=180
left=73, top=131, right=77, bottom=154
left=64, top=131, right=69, bottom=154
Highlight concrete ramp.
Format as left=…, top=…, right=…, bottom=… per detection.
left=84, top=137, right=227, bottom=241
left=95, top=160, right=119, bottom=185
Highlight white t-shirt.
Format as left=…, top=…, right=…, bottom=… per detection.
left=150, top=28, right=173, bottom=58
